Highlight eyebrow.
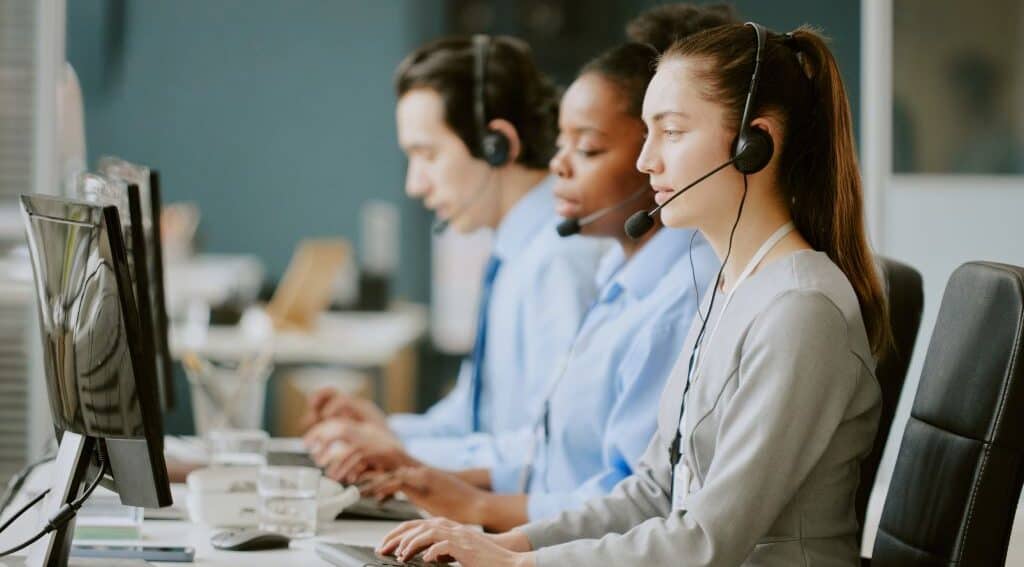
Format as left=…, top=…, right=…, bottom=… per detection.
left=572, top=126, right=607, bottom=136
left=649, top=110, right=690, bottom=122
left=401, top=142, right=435, bottom=152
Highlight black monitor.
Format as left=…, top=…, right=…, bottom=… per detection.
left=147, top=170, right=175, bottom=411
left=96, top=159, right=175, bottom=411
left=20, top=194, right=171, bottom=565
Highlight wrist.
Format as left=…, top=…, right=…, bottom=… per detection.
left=493, top=529, right=533, bottom=553
left=472, top=491, right=495, bottom=526
left=400, top=450, right=421, bottom=468
left=514, top=551, right=537, bottom=567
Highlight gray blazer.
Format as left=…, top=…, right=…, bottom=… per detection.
left=519, top=250, right=881, bottom=566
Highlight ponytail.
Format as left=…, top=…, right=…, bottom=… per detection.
left=664, top=24, right=892, bottom=356
left=783, top=28, right=891, bottom=356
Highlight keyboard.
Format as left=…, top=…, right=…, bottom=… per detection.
left=340, top=497, right=423, bottom=522
left=267, top=450, right=319, bottom=468
left=267, top=451, right=423, bottom=522
left=315, top=542, right=449, bottom=567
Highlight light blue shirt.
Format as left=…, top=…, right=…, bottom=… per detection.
left=388, top=176, right=607, bottom=468
left=489, top=227, right=719, bottom=521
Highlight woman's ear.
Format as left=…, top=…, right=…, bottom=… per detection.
left=487, top=119, right=521, bottom=164
left=748, top=116, right=783, bottom=161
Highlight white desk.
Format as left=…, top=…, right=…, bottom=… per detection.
left=142, top=515, right=399, bottom=566
left=0, top=483, right=401, bottom=567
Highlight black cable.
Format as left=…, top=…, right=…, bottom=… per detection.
left=689, top=174, right=750, bottom=376
left=669, top=175, right=748, bottom=505
left=0, top=489, right=49, bottom=535
left=0, top=460, right=107, bottom=558
left=0, top=454, right=56, bottom=517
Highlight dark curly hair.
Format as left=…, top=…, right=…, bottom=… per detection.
left=626, top=3, right=737, bottom=53
left=394, top=35, right=559, bottom=169
left=578, top=3, right=737, bottom=117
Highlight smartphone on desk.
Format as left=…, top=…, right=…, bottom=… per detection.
left=71, top=543, right=195, bottom=562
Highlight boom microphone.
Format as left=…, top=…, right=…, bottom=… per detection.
left=556, top=187, right=649, bottom=237
left=624, top=156, right=739, bottom=239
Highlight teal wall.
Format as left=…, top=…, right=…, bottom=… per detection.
left=66, top=1, right=861, bottom=432
left=712, top=0, right=861, bottom=141
left=66, top=0, right=441, bottom=302
left=628, top=1, right=863, bottom=141
left=66, top=1, right=860, bottom=305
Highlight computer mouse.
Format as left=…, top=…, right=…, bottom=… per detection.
left=210, top=529, right=291, bottom=551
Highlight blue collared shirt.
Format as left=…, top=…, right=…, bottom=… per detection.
left=388, top=176, right=607, bottom=468
left=489, top=227, right=719, bottom=521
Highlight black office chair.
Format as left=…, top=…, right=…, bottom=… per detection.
left=871, top=261, right=1024, bottom=566
left=857, top=258, right=924, bottom=534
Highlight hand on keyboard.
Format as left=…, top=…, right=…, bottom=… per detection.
left=377, top=518, right=536, bottom=567
left=316, top=542, right=449, bottom=567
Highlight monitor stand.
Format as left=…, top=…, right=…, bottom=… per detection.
left=10, top=432, right=144, bottom=567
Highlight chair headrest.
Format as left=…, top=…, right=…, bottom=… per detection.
left=914, top=261, right=1024, bottom=449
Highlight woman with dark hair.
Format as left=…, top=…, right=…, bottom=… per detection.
left=303, top=34, right=606, bottom=474
left=377, top=22, right=888, bottom=567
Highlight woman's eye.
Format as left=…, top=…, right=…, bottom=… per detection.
left=577, top=148, right=603, bottom=158
left=664, top=129, right=684, bottom=139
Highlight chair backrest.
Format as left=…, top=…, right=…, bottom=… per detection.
left=857, top=257, right=925, bottom=531
left=872, top=261, right=1024, bottom=566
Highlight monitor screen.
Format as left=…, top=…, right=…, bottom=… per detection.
left=98, top=158, right=175, bottom=410
left=21, top=194, right=171, bottom=508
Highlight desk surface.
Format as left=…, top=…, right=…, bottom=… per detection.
left=0, top=455, right=406, bottom=567
left=0, top=487, right=401, bottom=567
left=144, top=516, right=399, bottom=566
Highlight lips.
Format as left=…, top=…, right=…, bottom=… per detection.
left=554, top=194, right=583, bottom=218
left=430, top=202, right=450, bottom=219
left=651, top=184, right=676, bottom=206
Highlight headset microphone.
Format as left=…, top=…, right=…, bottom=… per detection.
left=431, top=169, right=495, bottom=235
left=431, top=217, right=451, bottom=235
left=556, top=187, right=648, bottom=237
left=434, top=35, right=508, bottom=235
left=624, top=156, right=740, bottom=239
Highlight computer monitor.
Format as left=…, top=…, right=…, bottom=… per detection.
left=20, top=194, right=171, bottom=566
left=95, top=159, right=175, bottom=411
left=76, top=173, right=162, bottom=419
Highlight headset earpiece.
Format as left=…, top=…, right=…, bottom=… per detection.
left=481, top=130, right=511, bottom=167
left=731, top=23, right=773, bottom=175
left=473, top=35, right=511, bottom=168
left=733, top=126, right=773, bottom=174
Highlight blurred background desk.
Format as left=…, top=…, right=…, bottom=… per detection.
left=164, top=254, right=265, bottom=318
left=169, top=303, right=428, bottom=436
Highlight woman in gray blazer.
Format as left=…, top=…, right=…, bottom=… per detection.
left=377, top=22, right=891, bottom=567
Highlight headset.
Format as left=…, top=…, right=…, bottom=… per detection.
left=472, top=34, right=511, bottom=168
left=662, top=22, right=776, bottom=507
left=431, top=35, right=511, bottom=234
left=731, top=23, right=773, bottom=176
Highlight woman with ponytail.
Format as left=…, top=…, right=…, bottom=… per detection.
left=375, top=22, right=889, bottom=567
left=320, top=3, right=730, bottom=536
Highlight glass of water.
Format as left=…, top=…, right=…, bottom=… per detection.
left=258, top=466, right=320, bottom=538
